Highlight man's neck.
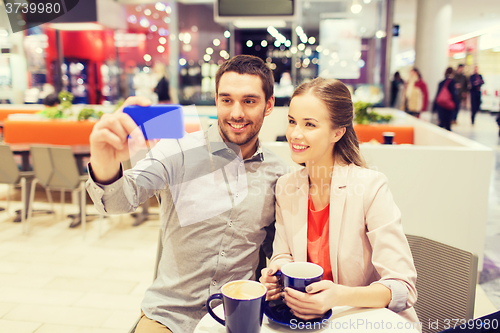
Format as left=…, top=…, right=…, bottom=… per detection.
left=240, top=138, right=258, bottom=160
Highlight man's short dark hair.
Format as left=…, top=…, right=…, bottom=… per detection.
left=458, top=64, right=464, bottom=68
left=215, top=55, right=274, bottom=102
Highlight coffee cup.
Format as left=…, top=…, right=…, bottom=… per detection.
left=277, top=262, right=324, bottom=293
left=383, top=132, right=395, bottom=144
left=207, top=280, right=267, bottom=333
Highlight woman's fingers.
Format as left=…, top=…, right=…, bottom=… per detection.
left=284, top=287, right=315, bottom=305
left=265, top=286, right=282, bottom=301
left=290, top=310, right=323, bottom=321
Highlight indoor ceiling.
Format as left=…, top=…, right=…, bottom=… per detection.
left=116, top=0, right=500, bottom=41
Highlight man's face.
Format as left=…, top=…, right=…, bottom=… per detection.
left=457, top=66, right=463, bottom=74
left=216, top=72, right=274, bottom=150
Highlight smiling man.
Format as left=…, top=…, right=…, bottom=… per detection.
left=86, top=55, right=288, bottom=333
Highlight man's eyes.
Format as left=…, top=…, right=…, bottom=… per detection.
left=220, top=99, right=256, bottom=104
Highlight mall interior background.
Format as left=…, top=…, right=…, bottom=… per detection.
left=0, top=0, right=498, bottom=113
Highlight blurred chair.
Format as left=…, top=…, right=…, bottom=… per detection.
left=0, top=144, right=33, bottom=221
left=128, top=229, right=163, bottom=333
left=26, top=145, right=89, bottom=234
left=406, top=234, right=478, bottom=333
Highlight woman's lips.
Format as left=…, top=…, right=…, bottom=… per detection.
left=291, top=143, right=309, bottom=152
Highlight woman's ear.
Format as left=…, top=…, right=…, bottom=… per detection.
left=331, top=127, right=346, bottom=144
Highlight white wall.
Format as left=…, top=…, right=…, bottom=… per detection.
left=361, top=144, right=493, bottom=269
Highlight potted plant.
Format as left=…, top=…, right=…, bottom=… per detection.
left=354, top=101, right=393, bottom=124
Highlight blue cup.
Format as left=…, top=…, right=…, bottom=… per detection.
left=277, top=262, right=324, bottom=292
left=207, top=280, right=267, bottom=333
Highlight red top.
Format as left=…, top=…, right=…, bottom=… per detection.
left=307, top=197, right=333, bottom=281
left=415, top=79, right=429, bottom=111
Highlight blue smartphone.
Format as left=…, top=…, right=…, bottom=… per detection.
left=123, top=104, right=185, bottom=140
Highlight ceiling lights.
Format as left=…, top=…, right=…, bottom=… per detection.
left=351, top=0, right=362, bottom=14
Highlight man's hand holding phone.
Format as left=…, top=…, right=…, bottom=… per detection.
left=89, top=97, right=151, bottom=184
left=89, top=97, right=185, bottom=184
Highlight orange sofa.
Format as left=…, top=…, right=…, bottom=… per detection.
left=3, top=119, right=201, bottom=146
left=0, top=109, right=41, bottom=122
left=354, top=124, right=414, bottom=144
left=3, top=119, right=97, bottom=145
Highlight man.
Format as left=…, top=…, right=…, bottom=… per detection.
left=86, top=55, right=288, bottom=333
left=453, top=64, right=468, bottom=124
left=470, top=65, right=484, bottom=125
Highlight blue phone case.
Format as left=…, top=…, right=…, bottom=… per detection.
left=123, top=104, right=185, bottom=140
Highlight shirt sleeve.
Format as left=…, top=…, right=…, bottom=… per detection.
left=371, top=279, right=409, bottom=313
left=364, top=172, right=418, bottom=312
left=86, top=139, right=180, bottom=215
left=270, top=177, right=294, bottom=267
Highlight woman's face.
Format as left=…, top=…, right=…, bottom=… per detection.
left=286, top=93, right=344, bottom=168
left=410, top=70, right=418, bottom=80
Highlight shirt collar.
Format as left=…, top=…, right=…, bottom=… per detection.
left=206, top=124, right=264, bottom=162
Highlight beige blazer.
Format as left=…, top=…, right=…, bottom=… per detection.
left=271, top=164, right=418, bottom=323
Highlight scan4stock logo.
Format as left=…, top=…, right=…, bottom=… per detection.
left=4, top=0, right=80, bottom=33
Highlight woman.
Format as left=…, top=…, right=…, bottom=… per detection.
left=433, top=67, right=459, bottom=131
left=260, top=78, right=418, bottom=324
left=401, top=68, right=428, bottom=118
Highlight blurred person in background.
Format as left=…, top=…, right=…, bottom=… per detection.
left=42, top=93, right=60, bottom=107
left=453, top=64, right=468, bottom=124
left=433, top=67, right=459, bottom=131
left=390, top=71, right=404, bottom=108
left=401, top=68, right=428, bottom=118
left=154, top=63, right=171, bottom=104
left=470, top=66, right=484, bottom=125
left=496, top=112, right=500, bottom=137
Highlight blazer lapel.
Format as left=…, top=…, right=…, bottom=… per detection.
left=292, top=168, right=309, bottom=262
left=328, top=164, right=350, bottom=283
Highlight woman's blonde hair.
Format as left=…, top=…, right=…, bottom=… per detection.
left=292, top=77, right=366, bottom=168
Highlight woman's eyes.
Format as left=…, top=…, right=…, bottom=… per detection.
left=288, top=119, right=316, bottom=127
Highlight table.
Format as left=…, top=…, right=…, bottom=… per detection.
left=194, top=304, right=421, bottom=333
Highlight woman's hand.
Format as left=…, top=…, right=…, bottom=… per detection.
left=283, top=280, right=346, bottom=321
left=259, top=262, right=282, bottom=301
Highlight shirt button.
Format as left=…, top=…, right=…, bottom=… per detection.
left=235, top=193, right=239, bottom=198
left=220, top=250, right=225, bottom=256
left=228, top=221, right=233, bottom=227
left=109, top=188, right=114, bottom=192
left=212, top=280, right=217, bottom=286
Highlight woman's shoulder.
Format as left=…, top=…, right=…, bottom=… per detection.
left=345, top=164, right=389, bottom=186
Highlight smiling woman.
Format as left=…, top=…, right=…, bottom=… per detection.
left=260, top=77, right=419, bottom=326
left=286, top=78, right=365, bottom=169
